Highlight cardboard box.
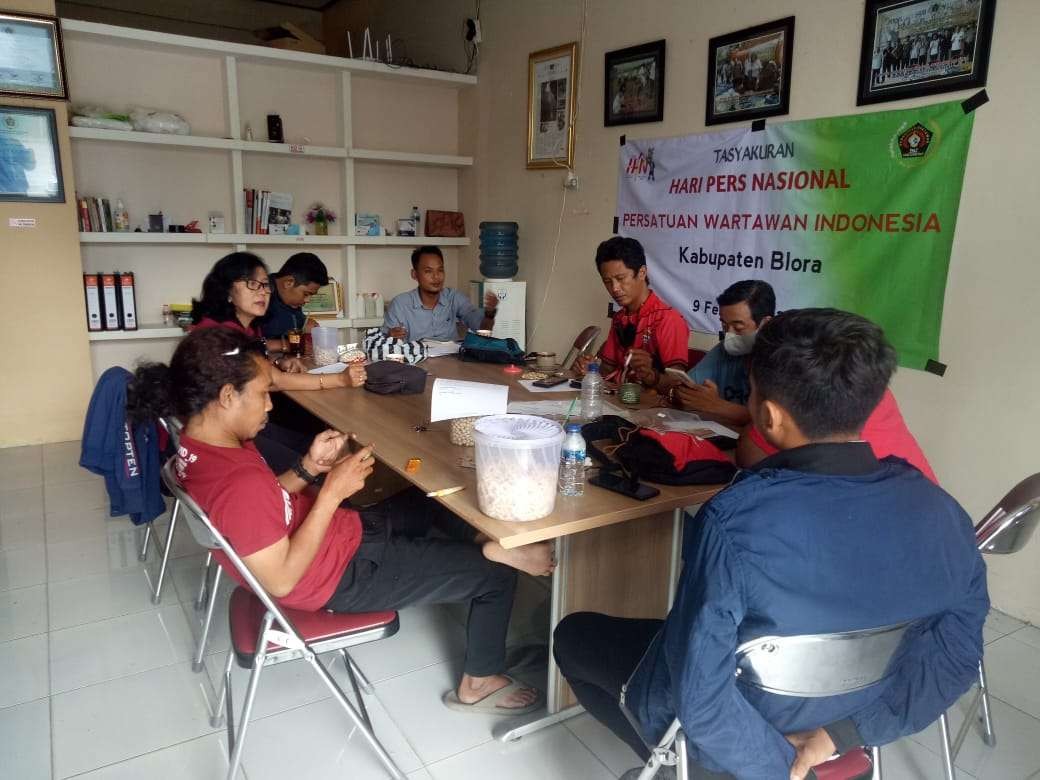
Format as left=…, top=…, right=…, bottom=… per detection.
left=255, top=22, right=326, bottom=55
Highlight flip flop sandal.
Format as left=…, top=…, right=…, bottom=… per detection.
left=441, top=675, right=544, bottom=716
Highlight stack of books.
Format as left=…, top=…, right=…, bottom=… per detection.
left=243, top=189, right=293, bottom=234
left=77, top=195, right=116, bottom=232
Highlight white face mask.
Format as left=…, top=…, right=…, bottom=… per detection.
left=722, top=330, right=756, bottom=356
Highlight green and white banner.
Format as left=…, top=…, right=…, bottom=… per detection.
left=616, top=99, right=975, bottom=368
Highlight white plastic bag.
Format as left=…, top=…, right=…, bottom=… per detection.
left=129, top=107, right=190, bottom=135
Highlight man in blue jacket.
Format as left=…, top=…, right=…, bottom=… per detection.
left=554, top=308, right=988, bottom=780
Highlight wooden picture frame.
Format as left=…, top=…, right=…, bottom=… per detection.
left=527, top=42, right=578, bottom=169
left=0, top=105, right=65, bottom=203
left=705, top=17, right=794, bottom=127
left=0, top=12, right=69, bottom=100
left=857, top=0, right=995, bottom=106
left=604, top=39, right=666, bottom=127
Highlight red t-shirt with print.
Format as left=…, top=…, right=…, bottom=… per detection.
left=600, top=290, right=690, bottom=375
left=176, top=435, right=361, bottom=611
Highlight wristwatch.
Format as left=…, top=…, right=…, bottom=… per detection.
left=291, top=457, right=319, bottom=485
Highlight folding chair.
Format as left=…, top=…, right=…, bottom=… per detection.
left=160, top=458, right=406, bottom=780
left=140, top=416, right=184, bottom=604
left=560, top=325, right=602, bottom=371
left=944, top=473, right=1040, bottom=766
left=635, top=621, right=917, bottom=780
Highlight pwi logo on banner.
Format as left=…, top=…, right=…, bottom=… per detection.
left=624, top=146, right=657, bottom=181
left=897, top=123, right=933, bottom=159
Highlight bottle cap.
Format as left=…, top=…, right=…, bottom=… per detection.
left=565, top=423, right=582, bottom=433
left=587, top=363, right=600, bottom=373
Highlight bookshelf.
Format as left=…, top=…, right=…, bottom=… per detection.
left=65, top=20, right=473, bottom=366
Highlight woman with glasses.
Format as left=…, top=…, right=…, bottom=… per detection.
left=191, top=252, right=365, bottom=392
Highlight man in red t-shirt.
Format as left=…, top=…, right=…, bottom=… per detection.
left=737, top=388, right=938, bottom=483
left=150, top=327, right=549, bottom=716
left=576, top=236, right=689, bottom=387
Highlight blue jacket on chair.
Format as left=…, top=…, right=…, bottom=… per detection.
left=79, top=367, right=165, bottom=526
left=622, top=442, right=988, bottom=780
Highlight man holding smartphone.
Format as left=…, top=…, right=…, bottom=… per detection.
left=663, top=279, right=776, bottom=427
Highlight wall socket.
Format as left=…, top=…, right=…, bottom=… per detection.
left=564, top=170, right=579, bottom=190
left=465, top=18, right=482, bottom=43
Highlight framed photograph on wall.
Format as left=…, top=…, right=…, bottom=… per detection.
left=857, top=0, right=995, bottom=106
left=706, top=17, right=794, bottom=127
left=0, top=105, right=65, bottom=203
left=527, top=42, right=578, bottom=169
left=604, top=39, right=665, bottom=127
left=0, top=12, right=69, bottom=100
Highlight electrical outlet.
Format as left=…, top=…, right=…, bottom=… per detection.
left=465, top=18, right=482, bottom=43
left=564, top=170, right=579, bottom=190
left=473, top=19, right=482, bottom=43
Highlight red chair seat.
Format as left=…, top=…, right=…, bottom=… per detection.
left=812, top=748, right=873, bottom=780
left=230, top=586, right=398, bottom=666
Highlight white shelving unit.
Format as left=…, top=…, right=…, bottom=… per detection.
left=88, top=325, right=185, bottom=341
left=79, top=232, right=470, bottom=247
left=67, top=20, right=474, bottom=351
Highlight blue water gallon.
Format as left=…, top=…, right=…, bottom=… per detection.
left=479, top=221, right=519, bottom=279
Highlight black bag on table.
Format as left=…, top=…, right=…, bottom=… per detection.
left=364, top=361, right=428, bottom=395
left=581, top=415, right=737, bottom=485
left=457, top=331, right=526, bottom=365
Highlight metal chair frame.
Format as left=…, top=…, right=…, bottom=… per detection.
left=141, top=416, right=185, bottom=605
left=947, top=476, right=1040, bottom=767
left=160, top=458, right=406, bottom=780
left=560, top=325, right=602, bottom=371
left=636, top=621, right=917, bottom=780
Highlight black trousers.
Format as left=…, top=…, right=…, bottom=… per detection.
left=325, top=488, right=517, bottom=679
left=554, top=612, right=734, bottom=780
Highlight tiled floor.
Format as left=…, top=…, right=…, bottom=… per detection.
left=2, top=441, right=1039, bottom=779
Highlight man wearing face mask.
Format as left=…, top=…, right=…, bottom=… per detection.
left=668, top=279, right=775, bottom=427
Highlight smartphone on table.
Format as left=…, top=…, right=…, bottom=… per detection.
left=532, top=376, right=570, bottom=388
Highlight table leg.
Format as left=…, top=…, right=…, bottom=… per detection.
left=496, top=507, right=684, bottom=741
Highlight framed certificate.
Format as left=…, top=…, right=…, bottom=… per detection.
left=527, top=42, right=578, bottom=169
left=0, top=106, right=65, bottom=203
left=0, top=12, right=69, bottom=100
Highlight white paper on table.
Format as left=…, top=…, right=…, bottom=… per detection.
left=430, top=378, right=509, bottom=422
left=683, top=420, right=738, bottom=438
left=518, top=379, right=577, bottom=393
left=307, top=362, right=347, bottom=374
left=422, top=340, right=461, bottom=358
left=506, top=400, right=632, bottom=419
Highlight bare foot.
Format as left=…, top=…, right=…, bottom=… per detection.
left=457, top=673, right=539, bottom=709
left=482, top=540, right=556, bottom=577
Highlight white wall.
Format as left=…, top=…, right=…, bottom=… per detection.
left=454, top=0, right=1040, bottom=622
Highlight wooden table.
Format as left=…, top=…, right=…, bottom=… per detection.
left=285, top=358, right=724, bottom=739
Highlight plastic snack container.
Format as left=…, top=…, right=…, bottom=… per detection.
left=473, top=415, right=565, bottom=522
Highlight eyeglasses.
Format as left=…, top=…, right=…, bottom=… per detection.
left=239, top=278, right=273, bottom=292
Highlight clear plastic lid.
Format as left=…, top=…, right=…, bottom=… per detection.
left=473, top=414, right=564, bottom=449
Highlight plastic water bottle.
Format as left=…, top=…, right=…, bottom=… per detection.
left=581, top=363, right=603, bottom=420
left=558, top=423, right=586, bottom=497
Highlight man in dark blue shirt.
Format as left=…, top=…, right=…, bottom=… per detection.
left=554, top=308, right=988, bottom=780
left=259, top=253, right=329, bottom=368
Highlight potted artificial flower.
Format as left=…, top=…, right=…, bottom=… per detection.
left=306, top=203, right=337, bottom=235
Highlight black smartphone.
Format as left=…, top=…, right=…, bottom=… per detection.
left=532, top=376, right=569, bottom=388
left=707, top=435, right=738, bottom=451
left=589, top=472, right=660, bottom=500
